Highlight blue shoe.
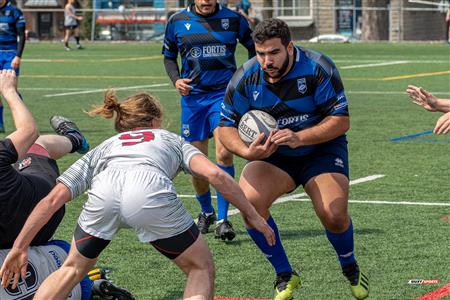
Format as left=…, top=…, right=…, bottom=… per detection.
left=50, top=115, right=90, bottom=154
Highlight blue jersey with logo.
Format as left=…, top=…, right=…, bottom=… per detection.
left=220, top=46, right=349, bottom=156
left=0, top=2, right=25, bottom=51
left=162, top=3, right=254, bottom=95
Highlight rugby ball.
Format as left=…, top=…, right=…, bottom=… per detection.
left=238, top=110, right=277, bottom=144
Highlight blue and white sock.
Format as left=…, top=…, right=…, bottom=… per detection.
left=326, top=219, right=356, bottom=267
left=247, top=216, right=292, bottom=274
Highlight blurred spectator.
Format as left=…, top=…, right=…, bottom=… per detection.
left=236, top=0, right=259, bottom=28
left=446, top=8, right=450, bottom=43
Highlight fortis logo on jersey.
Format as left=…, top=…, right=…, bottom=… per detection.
left=190, top=45, right=227, bottom=58
left=278, top=114, right=309, bottom=126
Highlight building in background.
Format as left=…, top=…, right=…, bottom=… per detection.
left=18, top=0, right=450, bottom=41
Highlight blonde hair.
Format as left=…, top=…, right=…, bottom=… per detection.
left=87, top=89, right=163, bottom=132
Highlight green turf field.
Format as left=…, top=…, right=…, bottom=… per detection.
left=1, top=42, right=449, bottom=299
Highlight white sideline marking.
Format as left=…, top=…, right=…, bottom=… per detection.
left=257, top=198, right=450, bottom=207
left=43, top=83, right=169, bottom=97
left=179, top=174, right=392, bottom=215
left=341, top=61, right=408, bottom=69
left=335, top=59, right=448, bottom=64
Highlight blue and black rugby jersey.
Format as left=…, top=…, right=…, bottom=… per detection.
left=0, top=2, right=25, bottom=51
left=220, top=46, right=349, bottom=156
left=162, top=3, right=254, bottom=95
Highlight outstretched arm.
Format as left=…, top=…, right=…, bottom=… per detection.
left=1, top=70, right=38, bottom=159
left=407, top=85, right=450, bottom=113
left=0, top=183, right=71, bottom=289
left=188, top=154, right=275, bottom=245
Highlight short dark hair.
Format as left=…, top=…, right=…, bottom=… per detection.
left=252, top=18, right=291, bottom=47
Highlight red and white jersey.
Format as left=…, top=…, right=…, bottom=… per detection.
left=59, top=129, right=203, bottom=199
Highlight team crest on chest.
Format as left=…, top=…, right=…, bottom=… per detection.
left=297, top=78, right=307, bottom=94
left=221, top=18, right=229, bottom=30
left=184, top=23, right=191, bottom=30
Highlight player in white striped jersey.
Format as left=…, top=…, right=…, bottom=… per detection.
left=0, top=89, right=275, bottom=300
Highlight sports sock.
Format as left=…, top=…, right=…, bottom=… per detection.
left=64, top=130, right=84, bottom=153
left=247, top=215, right=292, bottom=274
left=196, top=190, right=214, bottom=214
left=325, top=219, right=356, bottom=267
left=0, top=105, right=3, bottom=126
left=216, top=164, right=234, bottom=221
left=75, top=36, right=80, bottom=45
left=65, top=42, right=69, bottom=47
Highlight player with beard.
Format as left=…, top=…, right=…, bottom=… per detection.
left=218, top=18, right=369, bottom=300
left=162, top=0, right=255, bottom=241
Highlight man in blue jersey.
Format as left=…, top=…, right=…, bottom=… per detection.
left=219, top=19, right=369, bottom=300
left=0, top=0, right=25, bottom=133
left=162, top=0, right=256, bottom=241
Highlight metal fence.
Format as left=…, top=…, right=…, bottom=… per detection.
left=21, top=0, right=450, bottom=42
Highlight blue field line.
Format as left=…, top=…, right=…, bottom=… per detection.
left=390, top=130, right=434, bottom=142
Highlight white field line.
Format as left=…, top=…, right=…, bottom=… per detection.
left=335, top=59, right=448, bottom=64
left=249, top=198, right=450, bottom=207
left=43, top=83, right=169, bottom=97
left=25, top=88, right=450, bottom=96
left=341, top=61, right=409, bottom=69
left=181, top=176, right=447, bottom=212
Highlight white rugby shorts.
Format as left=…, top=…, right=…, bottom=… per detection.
left=78, top=167, right=194, bottom=242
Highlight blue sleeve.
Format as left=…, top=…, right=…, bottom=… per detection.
left=313, top=58, right=349, bottom=117
left=220, top=69, right=251, bottom=127
left=15, top=8, right=25, bottom=28
left=238, top=15, right=255, bottom=57
left=162, top=17, right=178, bottom=59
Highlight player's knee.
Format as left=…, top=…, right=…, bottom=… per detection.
left=215, top=147, right=233, bottom=165
left=322, top=211, right=349, bottom=232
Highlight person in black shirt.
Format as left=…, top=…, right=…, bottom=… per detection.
left=0, top=73, right=89, bottom=249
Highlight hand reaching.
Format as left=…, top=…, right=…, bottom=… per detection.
left=0, top=247, right=28, bottom=289
left=434, top=112, right=450, bottom=135
left=406, top=85, right=439, bottom=112
left=0, top=69, right=17, bottom=95
left=244, top=214, right=275, bottom=246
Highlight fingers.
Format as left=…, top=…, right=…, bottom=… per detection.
left=251, top=132, right=265, bottom=146
left=176, top=79, right=192, bottom=96
left=434, top=113, right=450, bottom=134
left=263, top=226, right=275, bottom=246
left=12, top=271, right=21, bottom=290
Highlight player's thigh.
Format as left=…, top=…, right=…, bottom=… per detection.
left=190, top=139, right=209, bottom=155
left=239, top=161, right=295, bottom=215
left=171, top=234, right=213, bottom=275
left=305, top=172, right=349, bottom=228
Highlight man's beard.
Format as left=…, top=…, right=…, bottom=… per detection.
left=264, top=54, right=290, bottom=79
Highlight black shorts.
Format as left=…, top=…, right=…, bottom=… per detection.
left=65, top=24, right=79, bottom=30
left=74, top=223, right=200, bottom=260
left=262, top=139, right=349, bottom=188
left=0, top=139, right=64, bottom=248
